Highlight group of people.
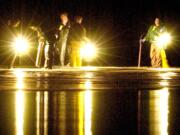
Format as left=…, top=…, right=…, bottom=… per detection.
left=31, top=12, right=86, bottom=69
left=35, top=15, right=169, bottom=69
left=1, top=14, right=169, bottom=69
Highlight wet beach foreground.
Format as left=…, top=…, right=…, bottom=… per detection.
left=0, top=67, right=180, bottom=135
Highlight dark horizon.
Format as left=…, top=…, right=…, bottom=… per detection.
left=0, top=0, right=180, bottom=67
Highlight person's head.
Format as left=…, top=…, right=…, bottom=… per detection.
left=60, top=12, right=68, bottom=25
left=154, top=17, right=160, bottom=26
left=74, top=15, right=83, bottom=24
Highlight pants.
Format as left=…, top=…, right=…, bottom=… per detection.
left=44, top=43, right=54, bottom=69
left=57, top=37, right=68, bottom=66
left=70, top=41, right=82, bottom=67
left=150, top=44, right=169, bottom=68
left=60, top=42, right=66, bottom=66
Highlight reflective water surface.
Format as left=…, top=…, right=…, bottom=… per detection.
left=0, top=67, right=180, bottom=135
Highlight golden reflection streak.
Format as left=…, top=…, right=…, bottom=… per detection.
left=159, top=88, right=169, bottom=135
left=36, top=92, right=40, bottom=135
left=84, top=90, right=92, bottom=135
left=16, top=91, right=25, bottom=135
left=59, top=92, right=66, bottom=135
left=44, top=92, right=48, bottom=135
left=85, top=80, right=92, bottom=89
left=150, top=88, right=169, bottom=135
left=159, top=72, right=177, bottom=87
left=14, top=69, right=25, bottom=89
left=159, top=72, right=176, bottom=80
left=78, top=79, right=93, bottom=135
left=36, top=92, right=48, bottom=135
left=84, top=72, right=93, bottom=79
left=14, top=69, right=25, bottom=135
left=159, top=81, right=169, bottom=87
left=79, top=92, right=84, bottom=135
left=84, top=80, right=92, bottom=135
left=81, top=66, right=97, bottom=71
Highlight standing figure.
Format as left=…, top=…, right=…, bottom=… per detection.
left=142, top=17, right=169, bottom=68
left=56, top=12, right=70, bottom=67
left=68, top=15, right=86, bottom=67
left=44, top=30, right=57, bottom=69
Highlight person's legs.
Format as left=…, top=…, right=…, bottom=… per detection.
left=44, top=44, right=53, bottom=69
left=150, top=44, right=162, bottom=68
left=70, top=41, right=83, bottom=67
left=60, top=43, right=66, bottom=66
left=70, top=42, right=76, bottom=67
left=76, top=49, right=82, bottom=67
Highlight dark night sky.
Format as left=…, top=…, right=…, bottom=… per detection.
left=1, top=0, right=180, bottom=67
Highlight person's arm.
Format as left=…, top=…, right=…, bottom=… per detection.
left=144, top=25, right=153, bottom=42
left=140, top=26, right=151, bottom=43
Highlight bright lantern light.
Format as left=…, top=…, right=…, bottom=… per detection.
left=13, top=35, right=29, bottom=54
left=155, top=32, right=171, bottom=49
left=81, top=41, right=96, bottom=61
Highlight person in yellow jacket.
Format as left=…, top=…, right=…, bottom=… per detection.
left=68, top=15, right=86, bottom=67
left=141, top=17, right=169, bottom=68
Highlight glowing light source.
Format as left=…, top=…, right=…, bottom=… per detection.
left=155, top=32, right=171, bottom=49
left=81, top=41, right=97, bottom=61
left=13, top=35, right=29, bottom=54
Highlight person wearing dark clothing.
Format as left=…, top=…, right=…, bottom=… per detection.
left=56, top=12, right=70, bottom=66
left=68, top=15, right=86, bottom=67
left=44, top=30, right=56, bottom=69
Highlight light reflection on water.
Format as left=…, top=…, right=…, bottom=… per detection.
left=34, top=79, right=93, bottom=135
left=36, top=92, right=49, bottom=135
left=0, top=70, right=180, bottom=134
left=15, top=91, right=25, bottom=135
left=36, top=92, right=40, bottom=135
left=2, top=86, right=175, bottom=135
left=84, top=80, right=92, bottom=135
left=14, top=69, right=25, bottom=135
left=149, top=88, right=169, bottom=135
